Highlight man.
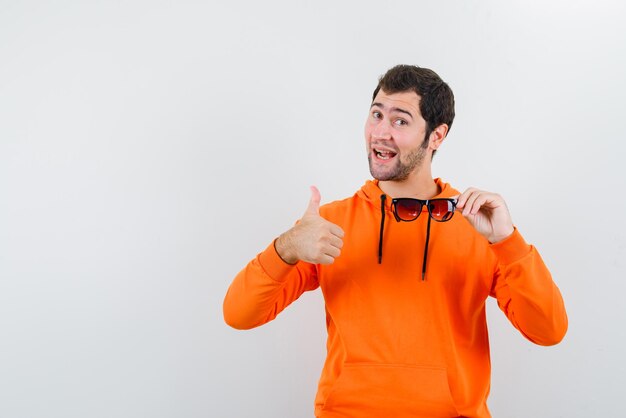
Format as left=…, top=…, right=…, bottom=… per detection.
left=223, top=65, right=567, bottom=418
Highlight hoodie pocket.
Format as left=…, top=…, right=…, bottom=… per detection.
left=321, top=363, right=458, bottom=417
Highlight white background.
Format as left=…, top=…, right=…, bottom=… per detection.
left=1, top=1, right=625, bottom=417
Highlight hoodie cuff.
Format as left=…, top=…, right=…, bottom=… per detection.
left=257, top=239, right=298, bottom=281
left=489, top=227, right=532, bottom=265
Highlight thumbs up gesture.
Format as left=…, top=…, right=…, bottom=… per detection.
left=275, top=186, right=345, bottom=265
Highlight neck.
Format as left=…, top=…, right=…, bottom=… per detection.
left=378, top=164, right=439, bottom=199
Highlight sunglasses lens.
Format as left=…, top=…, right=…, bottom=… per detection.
left=395, top=199, right=422, bottom=221
left=428, top=200, right=455, bottom=222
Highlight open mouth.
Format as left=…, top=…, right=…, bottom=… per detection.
left=373, top=148, right=398, bottom=161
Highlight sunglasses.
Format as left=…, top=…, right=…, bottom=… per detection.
left=389, top=197, right=456, bottom=281
left=391, top=198, right=457, bottom=223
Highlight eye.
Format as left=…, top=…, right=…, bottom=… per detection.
left=371, top=111, right=382, bottom=119
left=394, top=119, right=408, bottom=126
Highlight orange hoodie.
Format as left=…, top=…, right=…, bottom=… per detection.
left=223, top=179, right=568, bottom=418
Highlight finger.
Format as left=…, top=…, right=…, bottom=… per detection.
left=305, top=185, right=321, bottom=216
left=472, top=192, right=503, bottom=215
left=462, top=190, right=481, bottom=215
left=324, top=246, right=341, bottom=259
left=328, top=235, right=344, bottom=250
left=318, top=254, right=335, bottom=265
left=456, top=188, right=476, bottom=209
left=329, top=223, right=345, bottom=238
left=470, top=194, right=490, bottom=215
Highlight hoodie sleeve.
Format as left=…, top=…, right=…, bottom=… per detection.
left=223, top=240, right=319, bottom=330
left=489, top=228, right=568, bottom=346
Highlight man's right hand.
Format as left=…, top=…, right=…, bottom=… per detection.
left=275, top=186, right=345, bottom=265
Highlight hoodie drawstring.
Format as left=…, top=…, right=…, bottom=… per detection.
left=422, top=214, right=432, bottom=281
left=378, top=194, right=386, bottom=264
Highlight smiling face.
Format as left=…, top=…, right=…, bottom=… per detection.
left=365, top=89, right=430, bottom=182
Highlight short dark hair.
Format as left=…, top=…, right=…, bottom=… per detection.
left=372, top=65, right=455, bottom=152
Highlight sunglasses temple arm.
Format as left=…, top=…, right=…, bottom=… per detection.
left=422, top=215, right=432, bottom=281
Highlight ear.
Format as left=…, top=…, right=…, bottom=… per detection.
left=428, top=124, right=449, bottom=151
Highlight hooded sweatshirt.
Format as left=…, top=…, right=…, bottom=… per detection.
left=223, top=179, right=568, bottom=418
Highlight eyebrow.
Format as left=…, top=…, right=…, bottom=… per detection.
left=370, top=102, right=414, bottom=120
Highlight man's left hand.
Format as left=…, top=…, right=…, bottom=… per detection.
left=454, top=188, right=515, bottom=244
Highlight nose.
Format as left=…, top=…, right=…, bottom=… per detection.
left=371, top=119, right=392, bottom=140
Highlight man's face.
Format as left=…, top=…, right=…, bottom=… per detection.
left=365, top=90, right=430, bottom=181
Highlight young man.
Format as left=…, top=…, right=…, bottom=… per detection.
left=223, top=65, right=568, bottom=418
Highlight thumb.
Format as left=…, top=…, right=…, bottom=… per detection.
left=304, top=185, right=321, bottom=216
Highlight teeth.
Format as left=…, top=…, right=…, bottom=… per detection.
left=375, top=149, right=395, bottom=160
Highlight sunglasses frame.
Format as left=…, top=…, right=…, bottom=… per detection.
left=390, top=198, right=457, bottom=223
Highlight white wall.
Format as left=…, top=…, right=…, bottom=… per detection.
left=1, top=1, right=624, bottom=417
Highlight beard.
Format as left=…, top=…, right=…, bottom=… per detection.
left=368, top=137, right=429, bottom=181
